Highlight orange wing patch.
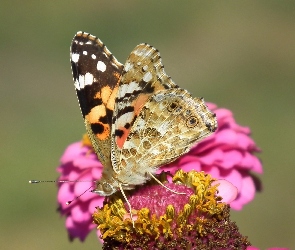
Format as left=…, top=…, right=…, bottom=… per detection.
left=85, top=105, right=109, bottom=140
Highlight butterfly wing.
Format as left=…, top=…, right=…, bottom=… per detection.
left=111, top=43, right=178, bottom=172
left=116, top=87, right=217, bottom=185
left=70, top=31, right=123, bottom=168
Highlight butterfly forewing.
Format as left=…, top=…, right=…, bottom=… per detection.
left=70, top=31, right=123, bottom=168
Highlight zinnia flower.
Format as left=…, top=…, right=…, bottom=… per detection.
left=93, top=170, right=251, bottom=249
left=57, top=103, right=262, bottom=241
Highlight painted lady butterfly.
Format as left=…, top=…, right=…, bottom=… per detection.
left=70, top=31, right=217, bottom=197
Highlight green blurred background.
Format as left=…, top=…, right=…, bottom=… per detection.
left=1, top=1, right=294, bottom=249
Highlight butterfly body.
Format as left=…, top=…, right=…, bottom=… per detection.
left=70, top=31, right=217, bottom=196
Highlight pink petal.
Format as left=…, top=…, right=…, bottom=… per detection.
left=212, top=180, right=238, bottom=204
left=230, top=176, right=255, bottom=210
left=206, top=102, right=217, bottom=110
left=158, top=163, right=179, bottom=174
left=89, top=197, right=104, bottom=214
left=71, top=204, right=92, bottom=223
left=220, top=150, right=243, bottom=169
left=73, top=155, right=102, bottom=169
left=214, top=129, right=238, bottom=146
left=58, top=183, right=74, bottom=210
left=67, top=169, right=83, bottom=180
left=66, top=216, right=94, bottom=241
left=180, top=161, right=201, bottom=172
left=251, top=156, right=263, bottom=174
left=178, top=155, right=200, bottom=165
left=198, top=148, right=224, bottom=165
left=214, top=108, right=233, bottom=121
left=236, top=133, right=256, bottom=150
left=239, top=152, right=255, bottom=170
left=233, top=123, right=251, bottom=134
left=91, top=167, right=103, bottom=179
left=202, top=165, right=221, bottom=177
left=60, top=142, right=85, bottom=164
left=219, top=169, right=243, bottom=192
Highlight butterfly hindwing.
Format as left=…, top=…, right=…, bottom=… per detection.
left=71, top=31, right=123, bottom=168
left=116, top=88, right=217, bottom=185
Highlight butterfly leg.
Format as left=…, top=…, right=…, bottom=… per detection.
left=146, top=172, right=186, bottom=195
left=119, top=184, right=135, bottom=228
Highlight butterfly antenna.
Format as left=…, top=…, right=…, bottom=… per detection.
left=29, top=180, right=95, bottom=184
left=29, top=179, right=96, bottom=205
left=147, top=172, right=186, bottom=195
left=66, top=186, right=93, bottom=205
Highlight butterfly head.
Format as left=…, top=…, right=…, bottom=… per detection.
left=92, top=181, right=118, bottom=196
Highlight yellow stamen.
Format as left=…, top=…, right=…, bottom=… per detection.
left=93, top=170, right=227, bottom=243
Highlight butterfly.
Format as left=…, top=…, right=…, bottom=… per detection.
left=70, top=31, right=217, bottom=198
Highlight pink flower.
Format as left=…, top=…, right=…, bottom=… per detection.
left=56, top=103, right=262, bottom=241
left=94, top=170, right=250, bottom=249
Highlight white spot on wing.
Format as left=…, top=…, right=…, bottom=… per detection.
left=75, top=73, right=94, bottom=90
left=143, top=71, right=152, bottom=82
left=97, top=61, right=106, bottom=72
left=83, top=51, right=87, bottom=55
left=124, top=62, right=133, bottom=72
left=84, top=72, right=94, bottom=85
left=71, top=53, right=80, bottom=63
left=91, top=54, right=96, bottom=59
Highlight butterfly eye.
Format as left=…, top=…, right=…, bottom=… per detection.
left=102, top=182, right=114, bottom=192
left=186, top=116, right=199, bottom=128
left=93, top=182, right=116, bottom=196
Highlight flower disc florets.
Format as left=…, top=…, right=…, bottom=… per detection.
left=93, top=170, right=250, bottom=249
